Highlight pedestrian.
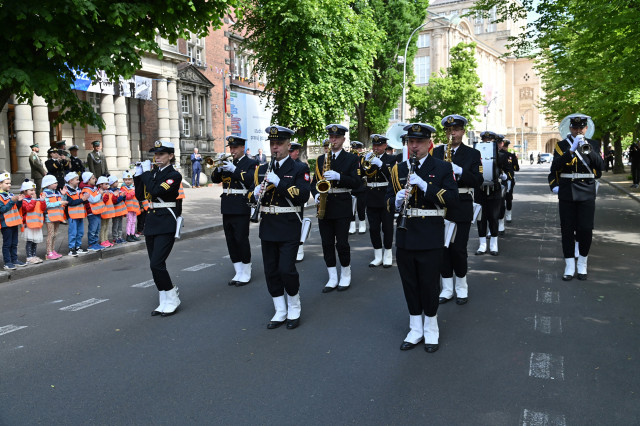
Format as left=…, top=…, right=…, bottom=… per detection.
left=134, top=140, right=183, bottom=317
left=109, top=175, right=127, bottom=244
left=629, top=141, right=640, bottom=188
left=79, top=172, right=105, bottom=252
left=245, top=148, right=253, bottom=159
left=288, top=141, right=310, bottom=262
left=0, top=173, right=26, bottom=269
left=87, top=140, right=109, bottom=177
left=256, top=148, right=267, bottom=165
left=190, top=147, right=203, bottom=188
left=120, top=170, right=141, bottom=242
left=98, top=176, right=115, bottom=248
left=29, top=144, right=47, bottom=195
left=20, top=180, right=45, bottom=264
left=63, top=171, right=89, bottom=257
left=41, top=174, right=67, bottom=260
left=529, top=152, right=534, bottom=164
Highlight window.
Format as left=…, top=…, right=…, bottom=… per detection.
left=486, top=7, right=497, bottom=32
left=414, top=56, right=430, bottom=84
left=417, top=33, right=430, bottom=48
left=187, top=32, right=205, bottom=65
left=199, top=119, right=204, bottom=137
left=181, top=94, right=190, bottom=114
left=87, top=92, right=102, bottom=132
left=182, top=117, right=191, bottom=137
left=389, top=108, right=399, bottom=121
left=197, top=96, right=204, bottom=116
left=475, top=13, right=484, bottom=34
left=187, top=46, right=194, bottom=62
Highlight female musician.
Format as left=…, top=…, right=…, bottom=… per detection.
left=134, top=141, right=183, bottom=316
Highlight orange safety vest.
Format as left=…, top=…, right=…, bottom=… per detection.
left=177, top=182, right=185, bottom=199
left=101, top=193, right=115, bottom=219
left=25, top=200, right=45, bottom=229
left=121, top=186, right=141, bottom=215
left=82, top=187, right=105, bottom=215
left=66, top=190, right=87, bottom=219
left=1, top=194, right=24, bottom=227
left=141, top=199, right=150, bottom=211
left=111, top=190, right=127, bottom=217
left=41, top=191, right=65, bottom=223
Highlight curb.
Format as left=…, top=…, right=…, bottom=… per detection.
left=0, top=223, right=224, bottom=284
left=600, top=177, right=640, bottom=203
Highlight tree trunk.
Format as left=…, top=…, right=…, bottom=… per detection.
left=354, top=102, right=369, bottom=146
left=613, top=133, right=625, bottom=174
left=0, top=88, right=13, bottom=113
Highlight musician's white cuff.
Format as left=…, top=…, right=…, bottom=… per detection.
left=253, top=186, right=261, bottom=198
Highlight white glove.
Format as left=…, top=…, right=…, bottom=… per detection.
left=552, top=186, right=559, bottom=194
left=141, top=160, right=151, bottom=172
left=395, top=189, right=407, bottom=210
left=314, top=193, right=320, bottom=205
left=500, top=173, right=508, bottom=181
left=409, top=173, right=428, bottom=193
left=222, top=160, right=236, bottom=173
left=266, top=172, right=280, bottom=187
left=323, top=170, right=340, bottom=181
left=134, top=165, right=143, bottom=177
left=253, top=185, right=262, bottom=198
left=452, top=164, right=463, bottom=175
left=570, top=137, right=580, bottom=152
left=371, top=157, right=383, bottom=168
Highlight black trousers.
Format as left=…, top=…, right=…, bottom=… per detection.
left=145, top=233, right=175, bottom=291
left=352, top=192, right=366, bottom=221
left=505, top=181, right=514, bottom=211
left=396, top=247, right=442, bottom=317
left=559, top=199, right=595, bottom=258
left=137, top=209, right=147, bottom=234
left=632, top=162, right=640, bottom=185
left=477, top=197, right=501, bottom=237
left=318, top=217, right=351, bottom=267
left=441, top=221, right=471, bottom=278
left=223, top=214, right=251, bottom=263
left=261, top=240, right=300, bottom=297
left=367, top=206, right=394, bottom=249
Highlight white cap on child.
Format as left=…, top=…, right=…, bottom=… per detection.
left=108, top=175, right=118, bottom=185
left=65, top=172, right=78, bottom=182
left=20, top=179, right=36, bottom=192
left=96, top=176, right=109, bottom=185
left=0, top=172, right=10, bottom=181
left=41, top=175, right=57, bottom=188
left=82, top=172, right=94, bottom=183
left=122, top=170, right=133, bottom=179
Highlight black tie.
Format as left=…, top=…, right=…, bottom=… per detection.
left=332, top=154, right=336, bottom=162
left=274, top=162, right=280, bottom=172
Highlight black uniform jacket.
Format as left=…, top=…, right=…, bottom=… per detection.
left=252, top=157, right=311, bottom=242
left=211, top=156, right=258, bottom=215
left=352, top=153, right=366, bottom=195
left=432, top=143, right=483, bottom=222
left=509, top=152, right=520, bottom=173
left=310, top=150, right=360, bottom=219
left=70, top=156, right=85, bottom=175
left=134, top=165, right=183, bottom=236
left=364, top=152, right=397, bottom=208
left=550, top=137, right=603, bottom=202
left=385, top=155, right=459, bottom=250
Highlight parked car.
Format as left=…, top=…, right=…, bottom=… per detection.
left=539, top=153, right=553, bottom=163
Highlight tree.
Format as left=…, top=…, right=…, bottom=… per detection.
left=406, top=42, right=483, bottom=144
left=236, top=0, right=381, bottom=144
left=0, top=0, right=237, bottom=128
left=351, top=0, right=429, bottom=144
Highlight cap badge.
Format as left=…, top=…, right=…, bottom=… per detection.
left=331, top=125, right=338, bottom=132
left=373, top=135, right=379, bottom=141
left=412, top=124, right=420, bottom=132
left=447, top=116, right=455, bottom=123
left=154, top=141, right=162, bottom=148
left=228, top=137, right=235, bottom=143
left=270, top=127, right=278, bottom=135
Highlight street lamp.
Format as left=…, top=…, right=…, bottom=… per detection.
left=484, top=96, right=498, bottom=131
left=521, top=108, right=532, bottom=159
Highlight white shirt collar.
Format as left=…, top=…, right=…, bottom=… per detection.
left=276, top=155, right=289, bottom=168
left=330, top=149, right=343, bottom=159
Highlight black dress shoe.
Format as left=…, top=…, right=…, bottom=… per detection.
left=336, top=285, right=350, bottom=292
left=235, top=280, right=250, bottom=287
left=489, top=251, right=499, bottom=256
left=424, top=344, right=439, bottom=353
left=161, top=309, right=177, bottom=317
left=286, top=318, right=300, bottom=329
left=322, top=286, right=336, bottom=293
left=439, top=297, right=452, bottom=304
left=576, top=273, right=587, bottom=281
left=456, top=297, right=468, bottom=305
left=475, top=250, right=485, bottom=255
left=267, top=320, right=285, bottom=329
left=400, top=339, right=422, bottom=351
left=562, top=275, right=573, bottom=281
left=228, top=280, right=238, bottom=286
left=499, top=231, right=505, bottom=236
left=151, top=310, right=162, bottom=316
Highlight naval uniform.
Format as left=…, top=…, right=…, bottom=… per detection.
left=352, top=153, right=367, bottom=224
left=45, top=158, right=69, bottom=189
left=499, top=150, right=517, bottom=221
left=474, top=146, right=507, bottom=239
left=211, top=155, right=258, bottom=267
left=432, top=143, right=483, bottom=281
left=364, top=152, right=397, bottom=251
left=134, top=164, right=182, bottom=292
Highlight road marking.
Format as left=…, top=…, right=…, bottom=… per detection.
left=59, top=298, right=109, bottom=312
left=132, top=280, right=155, bottom=288
left=536, top=290, right=559, bottom=304
left=182, top=263, right=214, bottom=272
left=522, top=409, right=566, bottom=426
left=222, top=255, right=230, bottom=259
left=534, top=315, right=563, bottom=335
left=0, top=325, right=28, bottom=336
left=49, top=300, right=64, bottom=304
left=529, top=353, right=564, bottom=380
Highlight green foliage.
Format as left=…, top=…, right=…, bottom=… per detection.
left=236, top=0, right=381, bottom=143
left=407, top=42, right=483, bottom=144
left=0, top=0, right=237, bottom=128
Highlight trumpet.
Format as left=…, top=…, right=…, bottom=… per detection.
left=362, top=151, right=380, bottom=171
left=397, top=154, right=418, bottom=231
left=206, top=153, right=233, bottom=168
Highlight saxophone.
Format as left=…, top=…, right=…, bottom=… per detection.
left=316, top=152, right=331, bottom=219
left=444, top=131, right=453, bottom=163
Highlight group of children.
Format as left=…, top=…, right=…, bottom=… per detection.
left=0, top=170, right=144, bottom=270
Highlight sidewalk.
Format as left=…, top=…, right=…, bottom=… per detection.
left=0, top=185, right=226, bottom=282
left=599, top=170, right=640, bottom=203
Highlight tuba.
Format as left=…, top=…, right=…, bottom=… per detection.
left=316, top=152, right=332, bottom=219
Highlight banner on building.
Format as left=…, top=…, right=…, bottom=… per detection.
left=228, top=91, right=273, bottom=154
left=71, top=70, right=152, bottom=100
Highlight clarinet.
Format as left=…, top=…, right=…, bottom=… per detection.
left=249, top=158, right=275, bottom=223
left=397, top=154, right=418, bottom=231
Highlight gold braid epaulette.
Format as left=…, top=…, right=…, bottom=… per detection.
left=315, top=156, right=322, bottom=178
left=253, top=165, right=260, bottom=186
left=391, top=164, right=401, bottom=193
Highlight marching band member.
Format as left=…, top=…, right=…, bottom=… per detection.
left=311, top=124, right=360, bottom=292
left=289, top=141, right=309, bottom=262
left=501, top=140, right=518, bottom=223
left=349, top=141, right=367, bottom=235
left=211, top=136, right=258, bottom=286
left=252, top=126, right=310, bottom=329
left=433, top=115, right=483, bottom=305
left=386, top=123, right=459, bottom=353
left=134, top=141, right=182, bottom=317
left=364, top=134, right=397, bottom=268
left=497, top=139, right=516, bottom=234
left=550, top=114, right=603, bottom=281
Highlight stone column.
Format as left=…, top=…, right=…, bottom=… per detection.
left=167, top=79, right=181, bottom=159
left=114, top=96, right=130, bottom=171
left=157, top=79, right=171, bottom=143
left=100, top=94, right=117, bottom=172
left=15, top=98, right=36, bottom=176
left=205, top=92, right=213, bottom=150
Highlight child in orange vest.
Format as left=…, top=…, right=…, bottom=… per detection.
left=0, top=172, right=25, bottom=269
left=108, top=175, right=127, bottom=244
left=79, top=172, right=104, bottom=252
left=64, top=172, right=89, bottom=257
left=20, top=179, right=45, bottom=264
left=97, top=176, right=114, bottom=248
left=121, top=170, right=140, bottom=242
left=42, top=174, right=68, bottom=260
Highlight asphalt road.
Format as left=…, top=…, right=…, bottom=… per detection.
left=1, top=164, right=638, bottom=425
